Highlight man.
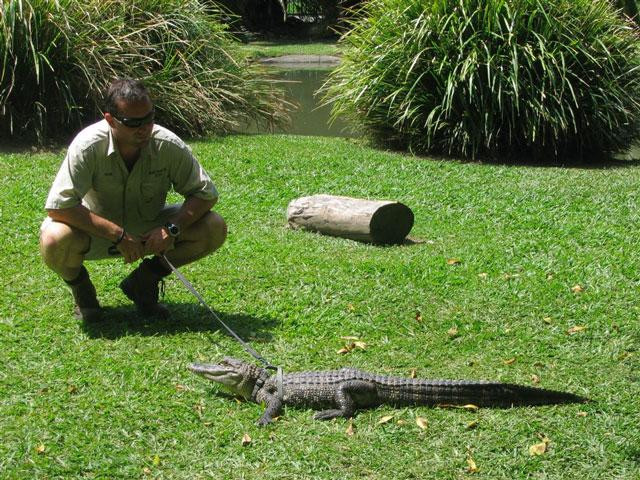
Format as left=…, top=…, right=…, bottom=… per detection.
left=40, top=78, right=227, bottom=321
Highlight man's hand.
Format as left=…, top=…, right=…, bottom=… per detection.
left=117, top=232, right=146, bottom=264
left=142, top=226, right=174, bottom=256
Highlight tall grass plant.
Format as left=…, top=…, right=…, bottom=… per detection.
left=325, top=0, right=640, bottom=160
left=0, top=0, right=288, bottom=142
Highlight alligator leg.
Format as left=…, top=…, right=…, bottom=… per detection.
left=257, top=394, right=283, bottom=426
left=314, top=380, right=377, bottom=420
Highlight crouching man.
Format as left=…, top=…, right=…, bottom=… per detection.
left=39, top=78, right=227, bottom=321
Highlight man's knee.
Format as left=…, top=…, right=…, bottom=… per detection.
left=202, top=211, right=227, bottom=251
left=39, top=220, right=89, bottom=260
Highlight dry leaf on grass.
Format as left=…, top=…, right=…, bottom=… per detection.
left=478, top=272, right=488, bottom=279
left=346, top=420, right=356, bottom=436
left=571, top=284, right=584, bottom=293
left=531, top=374, right=540, bottom=384
left=36, top=444, right=46, bottom=454
left=503, top=357, right=517, bottom=365
left=416, top=417, right=428, bottom=430
left=466, top=456, right=479, bottom=473
left=466, top=419, right=479, bottom=429
left=447, top=258, right=461, bottom=265
left=415, top=311, right=423, bottom=322
left=377, top=415, right=394, bottom=425
left=529, top=442, right=547, bottom=456
left=337, top=339, right=367, bottom=354
left=567, top=325, right=587, bottom=335
left=447, top=326, right=459, bottom=338
left=529, top=434, right=551, bottom=456
left=543, top=317, right=552, bottom=324
left=618, top=351, right=633, bottom=361
left=241, top=433, right=252, bottom=446
left=438, top=404, right=479, bottom=411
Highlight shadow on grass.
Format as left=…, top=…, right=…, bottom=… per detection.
left=81, top=302, right=279, bottom=341
left=477, top=156, right=640, bottom=170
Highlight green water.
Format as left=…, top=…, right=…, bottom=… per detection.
left=245, top=66, right=357, bottom=137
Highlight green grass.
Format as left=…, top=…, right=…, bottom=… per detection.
left=1, top=135, right=639, bottom=478
left=239, top=40, right=342, bottom=60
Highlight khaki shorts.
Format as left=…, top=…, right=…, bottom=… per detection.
left=41, top=204, right=181, bottom=260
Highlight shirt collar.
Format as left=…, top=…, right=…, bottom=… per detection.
left=106, top=124, right=118, bottom=158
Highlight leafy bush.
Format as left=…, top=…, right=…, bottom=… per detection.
left=0, top=0, right=288, bottom=141
left=325, top=0, right=640, bottom=160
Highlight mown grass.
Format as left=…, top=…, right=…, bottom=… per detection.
left=239, top=40, right=342, bottom=60
left=1, top=135, right=638, bottom=478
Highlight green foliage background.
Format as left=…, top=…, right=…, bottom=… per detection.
left=0, top=0, right=288, bottom=142
left=326, top=0, right=640, bottom=160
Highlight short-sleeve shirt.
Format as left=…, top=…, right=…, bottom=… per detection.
left=45, top=120, right=218, bottom=230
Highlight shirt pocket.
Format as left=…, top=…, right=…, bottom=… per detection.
left=139, top=179, right=170, bottom=221
left=90, top=170, right=124, bottom=219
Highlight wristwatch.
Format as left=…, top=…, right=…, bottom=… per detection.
left=164, top=222, right=181, bottom=238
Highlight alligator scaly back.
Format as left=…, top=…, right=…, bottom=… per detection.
left=189, top=358, right=588, bottom=425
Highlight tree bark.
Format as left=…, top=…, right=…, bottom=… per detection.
left=287, top=194, right=414, bottom=245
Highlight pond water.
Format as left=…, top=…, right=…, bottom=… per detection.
left=242, top=65, right=357, bottom=138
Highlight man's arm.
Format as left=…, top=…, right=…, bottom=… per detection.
left=47, top=205, right=121, bottom=241
left=47, top=205, right=145, bottom=264
left=169, top=196, right=217, bottom=231
left=142, top=196, right=216, bottom=255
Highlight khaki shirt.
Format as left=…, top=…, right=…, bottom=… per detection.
left=45, top=120, right=218, bottom=230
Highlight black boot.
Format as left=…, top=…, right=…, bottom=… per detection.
left=119, top=257, right=170, bottom=318
left=65, top=266, right=103, bottom=322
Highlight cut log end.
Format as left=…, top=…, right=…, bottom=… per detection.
left=370, top=203, right=414, bottom=245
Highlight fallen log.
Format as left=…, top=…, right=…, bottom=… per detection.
left=286, top=194, right=414, bottom=245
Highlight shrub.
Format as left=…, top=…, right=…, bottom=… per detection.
left=0, top=0, right=288, bottom=142
left=324, top=0, right=640, bottom=160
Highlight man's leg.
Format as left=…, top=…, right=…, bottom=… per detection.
left=120, top=211, right=227, bottom=318
left=39, top=219, right=102, bottom=321
left=164, top=211, right=227, bottom=268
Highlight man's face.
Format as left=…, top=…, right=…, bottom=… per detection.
left=105, top=98, right=155, bottom=150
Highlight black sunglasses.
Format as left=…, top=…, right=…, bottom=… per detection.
left=112, top=109, right=155, bottom=128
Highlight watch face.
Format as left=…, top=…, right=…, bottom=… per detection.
left=165, top=223, right=179, bottom=236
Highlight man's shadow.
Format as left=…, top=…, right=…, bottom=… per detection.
left=80, top=302, right=279, bottom=342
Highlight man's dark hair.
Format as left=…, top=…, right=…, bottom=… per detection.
left=104, top=78, right=151, bottom=115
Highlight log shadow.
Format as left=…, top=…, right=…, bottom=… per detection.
left=80, top=302, right=279, bottom=342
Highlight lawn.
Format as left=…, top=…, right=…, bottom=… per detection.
left=238, top=40, right=342, bottom=60
left=1, top=134, right=638, bottom=479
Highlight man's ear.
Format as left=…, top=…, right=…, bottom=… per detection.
left=104, top=111, right=115, bottom=127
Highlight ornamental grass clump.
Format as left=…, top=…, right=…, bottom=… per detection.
left=325, top=0, right=640, bottom=160
left=0, top=0, right=288, bottom=142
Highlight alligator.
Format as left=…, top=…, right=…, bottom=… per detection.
left=189, top=357, right=588, bottom=425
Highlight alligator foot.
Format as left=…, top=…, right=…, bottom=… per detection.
left=314, top=409, right=350, bottom=421
left=256, top=416, right=273, bottom=426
